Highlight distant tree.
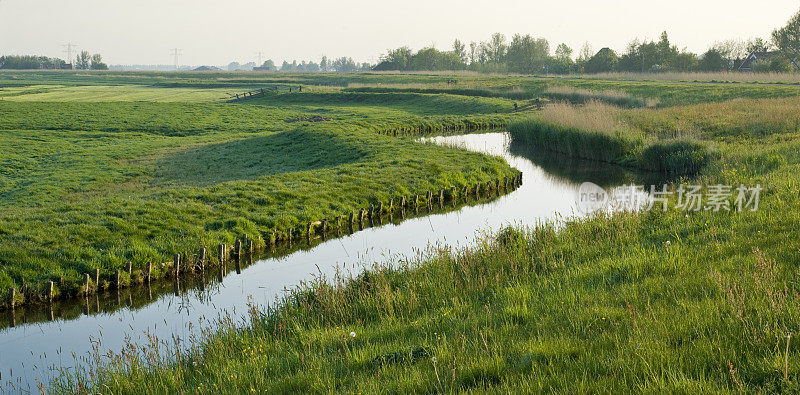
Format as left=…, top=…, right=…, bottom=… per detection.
left=576, top=42, right=593, bottom=71
left=673, top=51, right=699, bottom=71
left=90, top=54, right=108, bottom=70
left=487, top=33, right=507, bottom=63
left=280, top=60, right=292, bottom=71
left=75, top=51, right=91, bottom=70
left=0, top=55, right=65, bottom=69
left=698, top=49, right=727, bottom=72
left=772, top=8, right=800, bottom=67
left=375, top=47, right=413, bottom=70
left=656, top=31, right=679, bottom=70
left=585, top=47, right=617, bottom=73
left=452, top=39, right=467, bottom=64
left=408, top=47, right=463, bottom=71
left=260, top=59, right=277, bottom=71
left=555, top=43, right=573, bottom=60
left=505, top=34, right=549, bottom=74
left=468, top=42, right=478, bottom=64
left=320, top=56, right=329, bottom=72
left=746, top=37, right=772, bottom=54
left=331, top=57, right=357, bottom=72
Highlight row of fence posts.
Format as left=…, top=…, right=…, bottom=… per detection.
left=232, top=86, right=302, bottom=101
left=4, top=172, right=522, bottom=313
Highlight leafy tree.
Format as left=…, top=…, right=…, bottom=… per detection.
left=585, top=47, right=617, bottom=73
left=259, top=59, right=277, bottom=71
left=505, top=34, right=549, bottom=74
left=673, top=51, right=698, bottom=71
left=0, top=55, right=66, bottom=69
left=698, top=49, right=727, bottom=72
left=772, top=8, right=800, bottom=66
left=408, top=47, right=463, bottom=71
left=375, top=47, right=413, bottom=70
left=75, top=51, right=91, bottom=70
left=555, top=43, right=573, bottom=60
left=487, top=33, right=507, bottom=63
left=746, top=37, right=772, bottom=53
left=453, top=39, right=467, bottom=64
left=468, top=42, right=478, bottom=64
left=320, top=56, right=328, bottom=72
left=90, top=54, right=107, bottom=70
left=331, top=57, right=357, bottom=72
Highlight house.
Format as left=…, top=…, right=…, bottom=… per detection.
left=737, top=51, right=781, bottom=71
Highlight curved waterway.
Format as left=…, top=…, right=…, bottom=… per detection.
left=0, top=132, right=659, bottom=391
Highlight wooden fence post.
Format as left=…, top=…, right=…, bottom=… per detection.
left=174, top=253, right=181, bottom=275
left=218, top=244, right=226, bottom=263
left=234, top=240, right=242, bottom=258
left=199, top=247, right=207, bottom=271
left=48, top=281, right=54, bottom=302
left=146, top=262, right=152, bottom=283
left=94, top=268, right=100, bottom=289
left=8, top=287, right=15, bottom=309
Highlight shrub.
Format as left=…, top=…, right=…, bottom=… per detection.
left=638, top=138, right=714, bottom=174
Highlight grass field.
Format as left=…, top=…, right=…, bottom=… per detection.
left=3, top=70, right=800, bottom=392
left=0, top=72, right=530, bottom=306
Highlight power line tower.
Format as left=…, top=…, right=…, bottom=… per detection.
left=170, top=48, right=182, bottom=70
left=62, top=43, right=78, bottom=64
left=255, top=51, right=264, bottom=66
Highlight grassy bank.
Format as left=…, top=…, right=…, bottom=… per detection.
left=0, top=77, right=523, bottom=309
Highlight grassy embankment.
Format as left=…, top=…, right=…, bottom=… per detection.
left=56, top=76, right=800, bottom=392
left=0, top=75, right=528, bottom=308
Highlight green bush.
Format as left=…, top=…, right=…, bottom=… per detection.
left=637, top=138, right=714, bottom=174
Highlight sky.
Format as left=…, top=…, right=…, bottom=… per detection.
left=0, top=0, right=797, bottom=66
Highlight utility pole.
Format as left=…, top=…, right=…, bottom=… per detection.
left=62, top=43, right=78, bottom=65
left=170, top=48, right=182, bottom=70
left=255, top=51, right=264, bottom=66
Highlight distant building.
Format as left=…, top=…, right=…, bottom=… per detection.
left=738, top=51, right=781, bottom=71
left=60, top=63, right=73, bottom=70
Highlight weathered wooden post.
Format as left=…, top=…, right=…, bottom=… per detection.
left=307, top=222, right=314, bottom=237
left=85, top=273, right=91, bottom=294
left=377, top=202, right=383, bottom=216
left=146, top=262, right=152, bottom=283
left=199, top=247, right=207, bottom=271
left=115, top=270, right=121, bottom=289
left=451, top=186, right=457, bottom=201
left=94, top=268, right=100, bottom=290
left=359, top=208, right=365, bottom=222
left=127, top=261, right=132, bottom=276
left=388, top=198, right=393, bottom=212
left=349, top=211, right=355, bottom=224
left=321, top=219, right=328, bottom=235
left=400, top=196, right=406, bottom=208
left=439, top=189, right=445, bottom=203
left=48, top=281, right=54, bottom=302
left=426, top=191, right=432, bottom=206
left=8, top=287, right=15, bottom=309
left=463, top=185, right=469, bottom=198
left=174, top=253, right=181, bottom=275
left=247, top=239, right=254, bottom=254
left=413, top=194, right=419, bottom=208
left=368, top=204, right=374, bottom=218
left=218, top=244, right=226, bottom=263
left=234, top=240, right=242, bottom=258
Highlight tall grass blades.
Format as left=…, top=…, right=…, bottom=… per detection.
left=543, top=86, right=659, bottom=108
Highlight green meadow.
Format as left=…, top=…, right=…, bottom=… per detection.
left=2, top=70, right=800, bottom=392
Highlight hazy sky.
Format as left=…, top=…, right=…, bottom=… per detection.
left=1, top=0, right=797, bottom=66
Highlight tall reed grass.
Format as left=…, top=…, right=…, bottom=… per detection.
left=508, top=102, right=712, bottom=174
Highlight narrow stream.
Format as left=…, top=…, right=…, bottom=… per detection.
left=0, top=132, right=658, bottom=391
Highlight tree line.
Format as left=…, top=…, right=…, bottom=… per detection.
left=0, top=50, right=107, bottom=70
left=375, top=8, right=800, bottom=74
